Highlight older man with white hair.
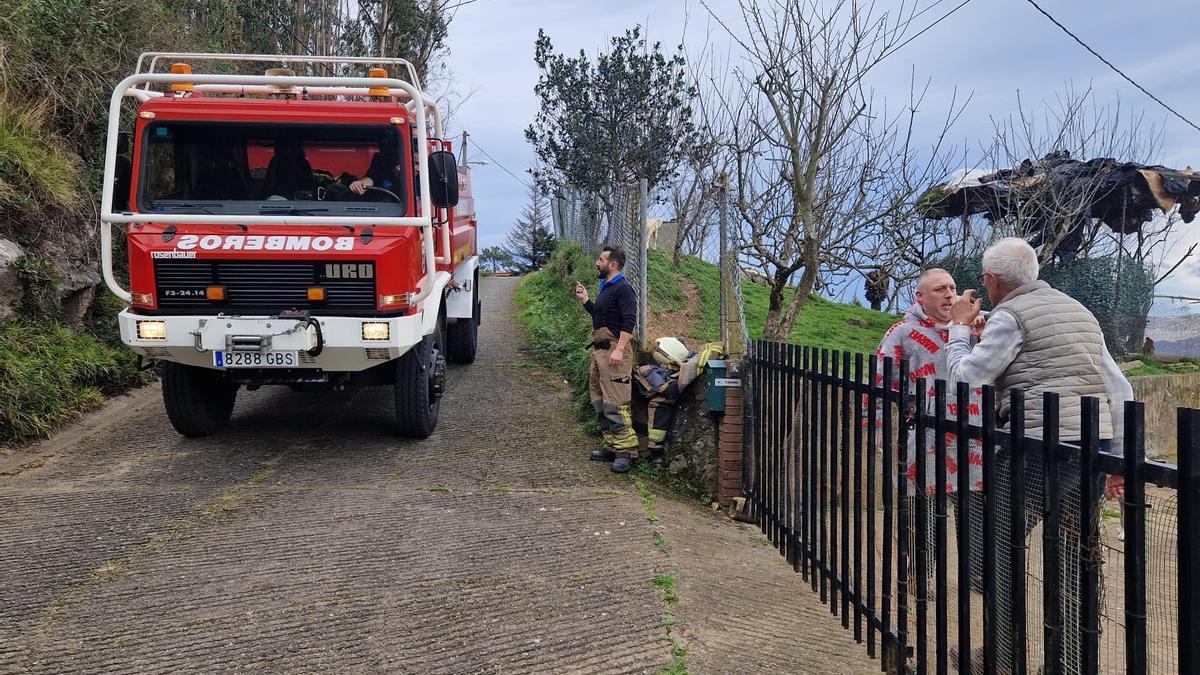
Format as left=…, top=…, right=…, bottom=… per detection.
left=945, top=236, right=1132, bottom=674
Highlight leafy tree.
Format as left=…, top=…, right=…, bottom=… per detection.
left=480, top=246, right=513, bottom=274
left=503, top=183, right=557, bottom=273
left=525, top=26, right=701, bottom=227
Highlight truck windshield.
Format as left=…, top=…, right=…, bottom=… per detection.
left=138, top=122, right=407, bottom=217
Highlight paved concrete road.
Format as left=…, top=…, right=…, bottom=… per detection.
left=0, top=277, right=878, bottom=674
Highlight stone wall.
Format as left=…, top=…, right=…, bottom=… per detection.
left=631, top=375, right=721, bottom=497
left=1130, top=372, right=1200, bottom=462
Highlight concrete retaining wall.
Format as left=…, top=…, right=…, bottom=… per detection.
left=1130, top=372, right=1200, bottom=462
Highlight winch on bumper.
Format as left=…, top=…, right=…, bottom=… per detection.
left=118, top=309, right=425, bottom=372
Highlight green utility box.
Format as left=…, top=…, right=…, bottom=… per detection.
left=707, top=360, right=728, bottom=412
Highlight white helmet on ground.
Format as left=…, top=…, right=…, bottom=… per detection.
left=653, top=337, right=690, bottom=366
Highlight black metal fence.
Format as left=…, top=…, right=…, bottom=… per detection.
left=742, top=340, right=1200, bottom=675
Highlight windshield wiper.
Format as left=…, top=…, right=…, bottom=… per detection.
left=155, top=201, right=223, bottom=215
left=258, top=206, right=330, bottom=216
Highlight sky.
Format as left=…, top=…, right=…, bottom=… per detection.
left=443, top=0, right=1200, bottom=315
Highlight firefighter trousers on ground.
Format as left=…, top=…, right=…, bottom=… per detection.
left=635, top=342, right=723, bottom=452
left=589, top=328, right=638, bottom=456
left=635, top=370, right=681, bottom=451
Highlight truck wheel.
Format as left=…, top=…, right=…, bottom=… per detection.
left=447, top=301, right=479, bottom=364
left=395, top=314, right=446, bottom=438
left=447, top=272, right=480, bottom=364
left=162, top=362, right=237, bottom=437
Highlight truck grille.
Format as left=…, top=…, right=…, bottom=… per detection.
left=153, top=260, right=376, bottom=314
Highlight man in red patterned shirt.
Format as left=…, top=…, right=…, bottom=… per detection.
left=874, top=268, right=985, bottom=593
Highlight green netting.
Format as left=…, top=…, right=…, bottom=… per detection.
left=939, top=254, right=1153, bottom=354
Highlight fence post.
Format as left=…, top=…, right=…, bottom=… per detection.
left=717, top=374, right=744, bottom=508
left=841, top=352, right=852, bottom=626
left=830, top=350, right=842, bottom=615
left=1041, top=392, right=1063, bottom=675
left=981, top=385, right=997, bottom=675
left=1078, top=397, right=1101, bottom=675
left=894, top=359, right=910, bottom=672
left=718, top=175, right=745, bottom=362
left=718, top=174, right=729, bottom=346
left=810, top=347, right=822, bottom=591
left=955, top=381, right=973, bottom=675
left=1123, top=401, right=1147, bottom=675
left=637, top=177, right=648, bottom=349
left=1010, top=390, right=1028, bottom=675
left=866, top=354, right=879, bottom=658
left=881, top=355, right=894, bottom=637
left=854, top=352, right=865, bottom=644
left=820, top=348, right=830, bottom=603
left=915, top=376, right=929, bottom=675
left=934, top=380, right=949, bottom=675
left=551, top=194, right=564, bottom=238
left=1179, top=407, right=1200, bottom=675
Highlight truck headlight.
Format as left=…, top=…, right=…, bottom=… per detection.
left=136, top=320, right=167, bottom=340
left=361, top=322, right=390, bottom=341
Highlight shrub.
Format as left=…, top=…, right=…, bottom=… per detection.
left=0, top=321, right=151, bottom=442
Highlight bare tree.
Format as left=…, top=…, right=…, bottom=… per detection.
left=918, top=85, right=1194, bottom=287
left=704, top=0, right=961, bottom=340
left=983, top=85, right=1163, bottom=264
left=666, top=152, right=722, bottom=266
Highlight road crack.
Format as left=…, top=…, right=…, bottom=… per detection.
left=637, top=478, right=689, bottom=674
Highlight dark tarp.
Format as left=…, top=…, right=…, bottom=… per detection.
left=917, top=152, right=1200, bottom=260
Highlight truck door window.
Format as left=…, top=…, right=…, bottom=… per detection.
left=139, top=122, right=406, bottom=216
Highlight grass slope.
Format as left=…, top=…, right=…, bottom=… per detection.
left=647, top=249, right=897, bottom=354
left=514, top=244, right=601, bottom=433
left=1123, top=356, right=1200, bottom=378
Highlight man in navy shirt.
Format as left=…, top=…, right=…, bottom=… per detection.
left=574, top=246, right=639, bottom=473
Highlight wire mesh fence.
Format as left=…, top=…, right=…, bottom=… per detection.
left=551, top=179, right=751, bottom=354
left=552, top=182, right=648, bottom=346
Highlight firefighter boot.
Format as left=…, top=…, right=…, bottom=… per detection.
left=611, top=453, right=633, bottom=473
left=590, top=449, right=615, bottom=461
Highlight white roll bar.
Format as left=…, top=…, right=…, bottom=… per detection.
left=187, top=85, right=443, bottom=139
left=135, top=52, right=421, bottom=90
left=100, top=71, right=437, bottom=305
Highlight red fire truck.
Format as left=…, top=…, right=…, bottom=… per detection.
left=99, top=53, right=479, bottom=439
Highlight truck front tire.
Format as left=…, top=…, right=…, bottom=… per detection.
left=394, top=314, right=446, bottom=438
left=162, top=363, right=237, bottom=437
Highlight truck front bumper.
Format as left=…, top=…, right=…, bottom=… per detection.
left=118, top=309, right=425, bottom=372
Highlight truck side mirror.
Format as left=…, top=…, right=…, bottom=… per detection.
left=112, top=131, right=132, bottom=212
left=427, top=150, right=459, bottom=208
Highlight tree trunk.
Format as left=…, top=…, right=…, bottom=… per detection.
left=778, top=264, right=819, bottom=339
left=763, top=274, right=789, bottom=341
